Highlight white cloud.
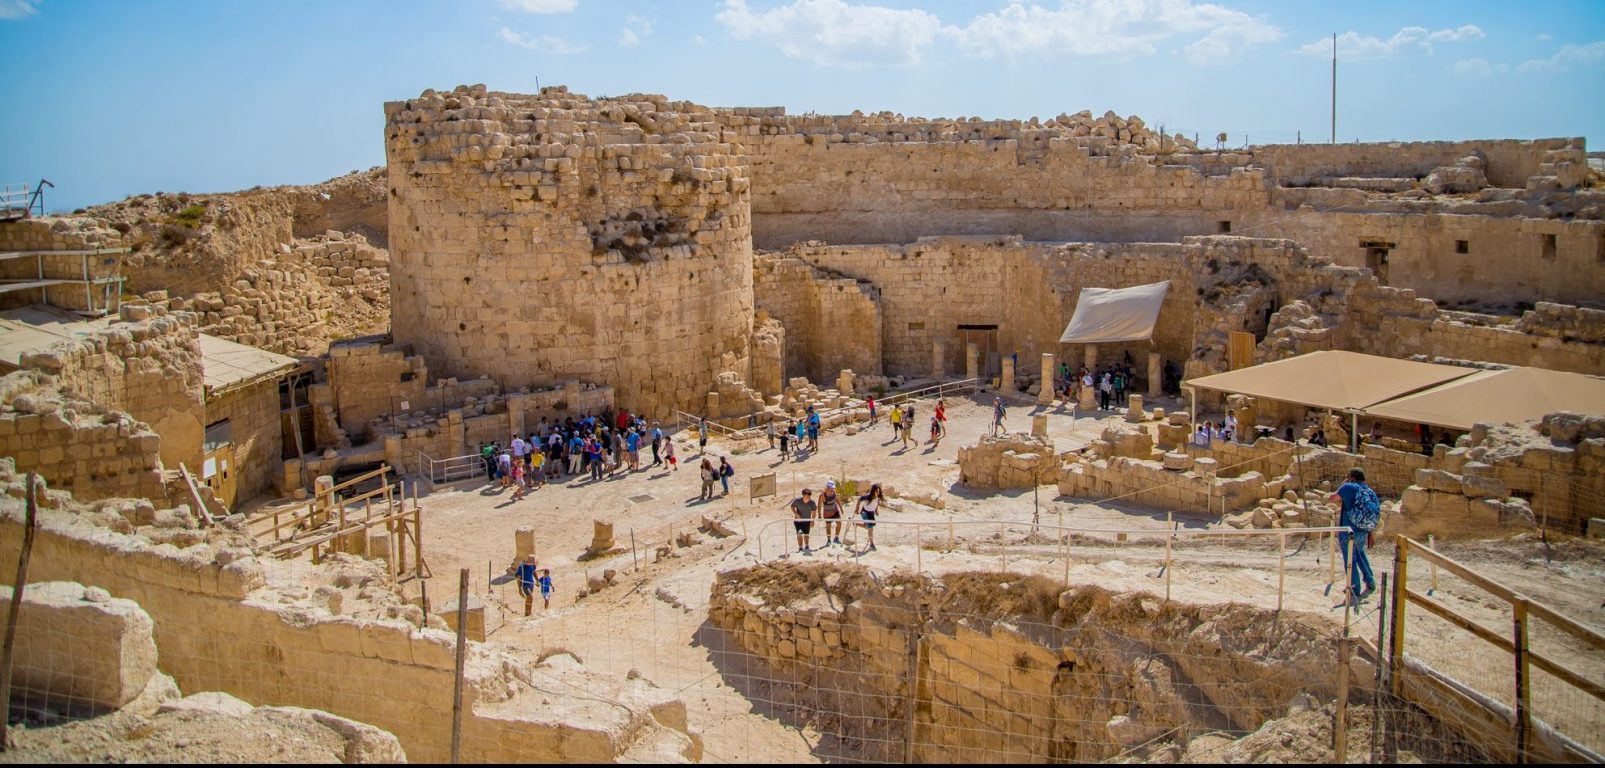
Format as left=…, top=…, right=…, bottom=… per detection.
left=949, top=0, right=1281, bottom=66
left=0, top=0, right=38, bottom=20
left=618, top=13, right=653, bottom=46
left=1516, top=40, right=1605, bottom=73
left=498, top=27, right=588, bottom=54
left=1537, top=33, right=1553, bottom=41
left=716, top=0, right=943, bottom=66
left=499, top=0, right=577, bottom=13
left=1298, top=24, right=1484, bottom=60
left=716, top=0, right=1280, bottom=68
left=693, top=34, right=707, bottom=45
left=1452, top=57, right=1491, bottom=76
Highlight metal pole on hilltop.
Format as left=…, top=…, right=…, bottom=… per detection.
left=1331, top=32, right=1338, bottom=144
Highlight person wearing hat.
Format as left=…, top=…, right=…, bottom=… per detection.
left=788, top=488, right=819, bottom=554
left=819, top=480, right=845, bottom=546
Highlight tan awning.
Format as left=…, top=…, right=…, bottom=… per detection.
left=1185, top=350, right=1478, bottom=412
left=198, top=334, right=300, bottom=398
left=1362, top=366, right=1605, bottom=431
left=1058, top=281, right=1170, bottom=344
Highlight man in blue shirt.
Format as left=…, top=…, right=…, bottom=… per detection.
left=650, top=422, right=665, bottom=466
left=516, top=554, right=539, bottom=616
left=1330, top=468, right=1378, bottom=604
left=625, top=429, right=641, bottom=471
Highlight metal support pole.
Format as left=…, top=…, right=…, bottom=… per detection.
left=1514, top=598, right=1532, bottom=763
left=1277, top=531, right=1286, bottom=613
left=1164, top=511, right=1174, bottom=602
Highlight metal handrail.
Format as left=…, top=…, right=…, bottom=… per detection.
left=683, top=377, right=985, bottom=445
left=418, top=449, right=484, bottom=484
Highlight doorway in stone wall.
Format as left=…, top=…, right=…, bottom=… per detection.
left=1360, top=239, right=1394, bottom=285
left=957, top=324, right=1000, bottom=380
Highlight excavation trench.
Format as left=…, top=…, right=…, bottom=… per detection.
left=706, top=564, right=1471, bottom=763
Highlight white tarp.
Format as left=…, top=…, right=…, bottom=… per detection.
left=1058, top=281, right=1170, bottom=344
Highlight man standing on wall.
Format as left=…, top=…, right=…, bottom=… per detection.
left=992, top=396, right=1008, bottom=436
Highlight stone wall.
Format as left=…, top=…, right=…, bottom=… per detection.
left=385, top=85, right=754, bottom=417
left=0, top=370, right=167, bottom=504
left=204, top=377, right=283, bottom=504
left=1251, top=138, right=1577, bottom=189
left=20, top=308, right=207, bottom=471
left=0, top=581, right=160, bottom=714
left=0, top=468, right=699, bottom=763
left=0, top=217, right=126, bottom=313
left=751, top=256, right=883, bottom=383
left=708, top=565, right=1336, bottom=763
left=156, top=231, right=390, bottom=357
left=956, top=434, right=1059, bottom=489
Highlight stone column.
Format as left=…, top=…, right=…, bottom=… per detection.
left=1039, top=353, right=1055, bottom=404
left=514, top=526, right=537, bottom=566
left=836, top=370, right=855, bottom=396
left=965, top=342, right=979, bottom=381
left=507, top=392, right=529, bottom=436
left=1148, top=352, right=1163, bottom=397
left=447, top=409, right=466, bottom=458
left=932, top=340, right=946, bottom=380
left=1083, top=344, right=1097, bottom=371
left=1001, top=356, right=1016, bottom=394
left=384, top=433, right=403, bottom=474
left=1031, top=414, right=1049, bottom=437
left=1078, top=382, right=1096, bottom=411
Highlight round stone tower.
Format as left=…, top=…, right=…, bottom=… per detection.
left=384, top=85, right=753, bottom=416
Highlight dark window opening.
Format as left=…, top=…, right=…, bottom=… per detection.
left=204, top=419, right=232, bottom=453
left=957, top=323, right=999, bottom=331
left=908, top=322, right=925, bottom=331
left=1455, top=239, right=1470, bottom=254
left=1216, top=221, right=1232, bottom=234
left=1541, top=233, right=1557, bottom=261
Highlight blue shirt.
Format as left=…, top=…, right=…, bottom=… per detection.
left=516, top=562, right=537, bottom=589
left=626, top=432, right=640, bottom=451
left=1335, top=481, right=1363, bottom=529
left=538, top=575, right=552, bottom=594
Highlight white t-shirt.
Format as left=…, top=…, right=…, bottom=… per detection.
left=511, top=438, right=528, bottom=457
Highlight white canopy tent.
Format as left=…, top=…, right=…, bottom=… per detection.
left=1058, top=281, right=1170, bottom=344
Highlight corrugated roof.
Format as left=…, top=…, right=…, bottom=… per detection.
left=0, top=304, right=298, bottom=396
left=1185, top=350, right=1479, bottom=412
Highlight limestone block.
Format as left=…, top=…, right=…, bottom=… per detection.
left=1414, top=468, right=1463, bottom=493
left=1124, top=395, right=1144, bottom=422
left=0, top=582, right=159, bottom=712
left=1162, top=452, right=1192, bottom=471
left=1031, top=414, right=1048, bottom=437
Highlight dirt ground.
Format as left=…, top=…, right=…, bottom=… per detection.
left=366, top=392, right=1604, bottom=762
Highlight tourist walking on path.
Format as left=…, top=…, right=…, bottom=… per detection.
left=650, top=422, right=664, bottom=465
left=778, top=420, right=791, bottom=460
left=699, top=458, right=718, bottom=501
left=806, top=408, right=821, bottom=451
left=1331, top=468, right=1380, bottom=605
left=854, top=483, right=883, bottom=552
left=794, top=419, right=807, bottom=458
left=516, top=554, right=539, bottom=616
left=866, top=395, right=877, bottom=425
left=698, top=418, right=710, bottom=455
left=818, top=480, right=844, bottom=546
left=538, top=569, right=553, bottom=611
left=481, top=442, right=497, bottom=482
left=888, top=405, right=902, bottom=440
left=765, top=419, right=776, bottom=450
left=664, top=438, right=678, bottom=471
left=788, top=488, right=818, bottom=554
left=509, top=459, right=526, bottom=500
left=718, top=456, right=734, bottom=496
left=991, top=397, right=1008, bottom=436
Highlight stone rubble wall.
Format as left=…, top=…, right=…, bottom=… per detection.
left=0, top=370, right=167, bottom=504
left=956, top=434, right=1059, bottom=489
left=153, top=231, right=390, bottom=357
left=0, top=466, right=699, bottom=763
left=709, top=565, right=1336, bottom=763
left=18, top=306, right=207, bottom=472
left=385, top=85, right=754, bottom=417
left=0, top=217, right=126, bottom=314
left=1251, top=138, right=1578, bottom=190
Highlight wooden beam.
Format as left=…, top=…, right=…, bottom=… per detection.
left=178, top=463, right=215, bottom=527
left=1405, top=587, right=1512, bottom=651
left=1402, top=537, right=1519, bottom=603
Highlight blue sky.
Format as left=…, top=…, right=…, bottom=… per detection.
left=2, top=0, right=1601, bottom=212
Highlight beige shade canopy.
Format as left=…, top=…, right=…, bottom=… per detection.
left=1184, top=350, right=1478, bottom=412
left=1362, top=366, right=1605, bottom=431
left=1058, top=281, right=1170, bottom=344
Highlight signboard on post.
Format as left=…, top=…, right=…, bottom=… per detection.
left=749, top=473, right=777, bottom=501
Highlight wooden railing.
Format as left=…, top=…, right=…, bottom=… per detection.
left=1388, top=535, right=1605, bottom=763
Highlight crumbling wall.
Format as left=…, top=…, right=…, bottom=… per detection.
left=0, top=217, right=126, bottom=313
left=385, top=85, right=754, bottom=416
left=19, top=308, right=207, bottom=471
left=751, top=256, right=882, bottom=382
left=1251, top=138, right=1576, bottom=189
left=0, top=371, right=167, bottom=503
left=0, top=467, right=698, bottom=763
left=957, top=434, right=1059, bottom=489
left=709, top=565, right=1335, bottom=763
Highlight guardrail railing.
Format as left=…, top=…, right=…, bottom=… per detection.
left=418, top=450, right=484, bottom=484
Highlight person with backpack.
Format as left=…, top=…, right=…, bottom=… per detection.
left=718, top=456, right=734, bottom=496
left=1331, top=468, right=1380, bottom=605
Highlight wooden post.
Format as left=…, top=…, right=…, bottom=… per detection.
left=1334, top=636, right=1351, bottom=762
left=1427, top=533, right=1438, bottom=595
left=0, top=474, right=40, bottom=753
left=902, top=608, right=923, bottom=763
left=1389, top=537, right=1408, bottom=697
left=998, top=521, right=1006, bottom=573
left=1327, top=531, right=1337, bottom=593
left=1514, top=598, right=1532, bottom=763
left=629, top=528, right=639, bottom=572
left=1276, top=530, right=1286, bottom=613
left=1164, top=511, right=1174, bottom=602
left=1373, top=572, right=1389, bottom=765
left=451, top=568, right=469, bottom=763
left=413, top=506, right=423, bottom=580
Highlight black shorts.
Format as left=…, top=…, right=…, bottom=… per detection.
left=861, top=511, right=877, bottom=529
left=793, top=520, right=812, bottom=535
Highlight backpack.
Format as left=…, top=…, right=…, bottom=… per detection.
left=721, top=463, right=734, bottom=478
left=1349, top=485, right=1382, bottom=532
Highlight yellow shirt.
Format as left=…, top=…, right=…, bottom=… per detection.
left=890, top=408, right=902, bottom=425
left=531, top=452, right=545, bottom=469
